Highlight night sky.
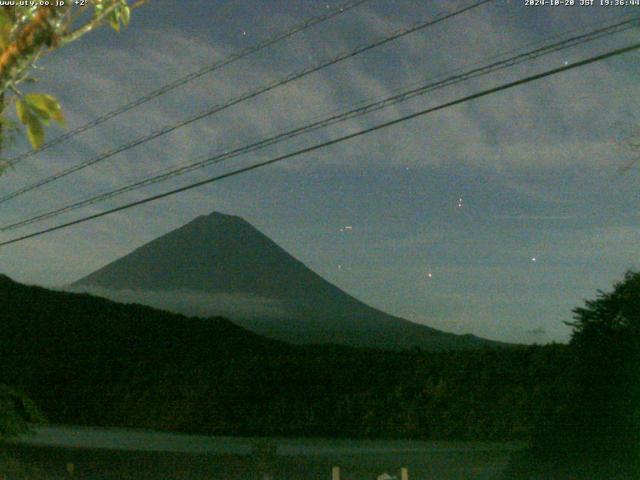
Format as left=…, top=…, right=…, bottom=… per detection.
left=0, top=0, right=639, bottom=343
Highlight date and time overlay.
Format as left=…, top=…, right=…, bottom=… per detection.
left=525, top=0, right=640, bottom=6
left=0, top=0, right=637, bottom=7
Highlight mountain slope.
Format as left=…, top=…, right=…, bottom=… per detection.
left=72, top=212, right=503, bottom=350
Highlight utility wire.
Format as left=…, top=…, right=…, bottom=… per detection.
left=3, top=14, right=637, bottom=232
left=0, top=0, right=494, bottom=205
left=1, top=41, right=638, bottom=247
left=4, top=0, right=372, bottom=168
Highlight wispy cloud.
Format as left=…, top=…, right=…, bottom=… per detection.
left=66, top=286, right=289, bottom=320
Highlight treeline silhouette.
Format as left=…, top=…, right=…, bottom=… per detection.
left=0, top=274, right=572, bottom=441
left=504, top=271, right=640, bottom=479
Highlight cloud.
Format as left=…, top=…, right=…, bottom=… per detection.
left=524, top=225, right=640, bottom=263
left=493, top=215, right=577, bottom=221
left=65, top=286, right=288, bottom=320
left=0, top=0, right=638, bottom=346
left=526, top=327, right=547, bottom=336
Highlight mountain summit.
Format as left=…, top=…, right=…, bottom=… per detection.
left=73, top=212, right=502, bottom=350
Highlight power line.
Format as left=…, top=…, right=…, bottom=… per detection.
left=0, top=0, right=494, bottom=205
left=2, top=41, right=638, bottom=247
left=4, top=0, right=372, bottom=168
left=2, top=15, right=637, bottom=232
left=4, top=14, right=636, bottom=232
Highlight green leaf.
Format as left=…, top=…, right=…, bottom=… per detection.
left=121, top=5, right=130, bottom=26
left=15, top=99, right=28, bottom=125
left=24, top=94, right=65, bottom=126
left=15, top=93, right=66, bottom=151
left=110, top=11, right=120, bottom=31
left=0, top=12, right=10, bottom=51
left=26, top=114, right=44, bottom=150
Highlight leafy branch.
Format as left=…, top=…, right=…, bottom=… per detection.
left=0, top=1, right=144, bottom=152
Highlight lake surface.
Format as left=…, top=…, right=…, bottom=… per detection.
left=8, top=425, right=523, bottom=479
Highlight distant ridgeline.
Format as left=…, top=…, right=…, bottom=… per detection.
left=0, top=274, right=570, bottom=440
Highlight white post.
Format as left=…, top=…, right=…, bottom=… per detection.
left=400, top=467, right=408, bottom=480
left=332, top=466, right=340, bottom=480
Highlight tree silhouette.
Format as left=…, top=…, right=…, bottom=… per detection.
left=530, top=270, right=640, bottom=472
left=0, top=384, right=44, bottom=439
left=566, top=270, right=640, bottom=464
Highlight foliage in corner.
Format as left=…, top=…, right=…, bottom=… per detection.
left=0, top=384, right=45, bottom=439
left=0, top=1, right=142, bottom=153
left=568, top=270, right=640, bottom=343
left=567, top=270, right=640, bottom=462
left=529, top=270, right=640, bottom=472
left=15, top=93, right=64, bottom=149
